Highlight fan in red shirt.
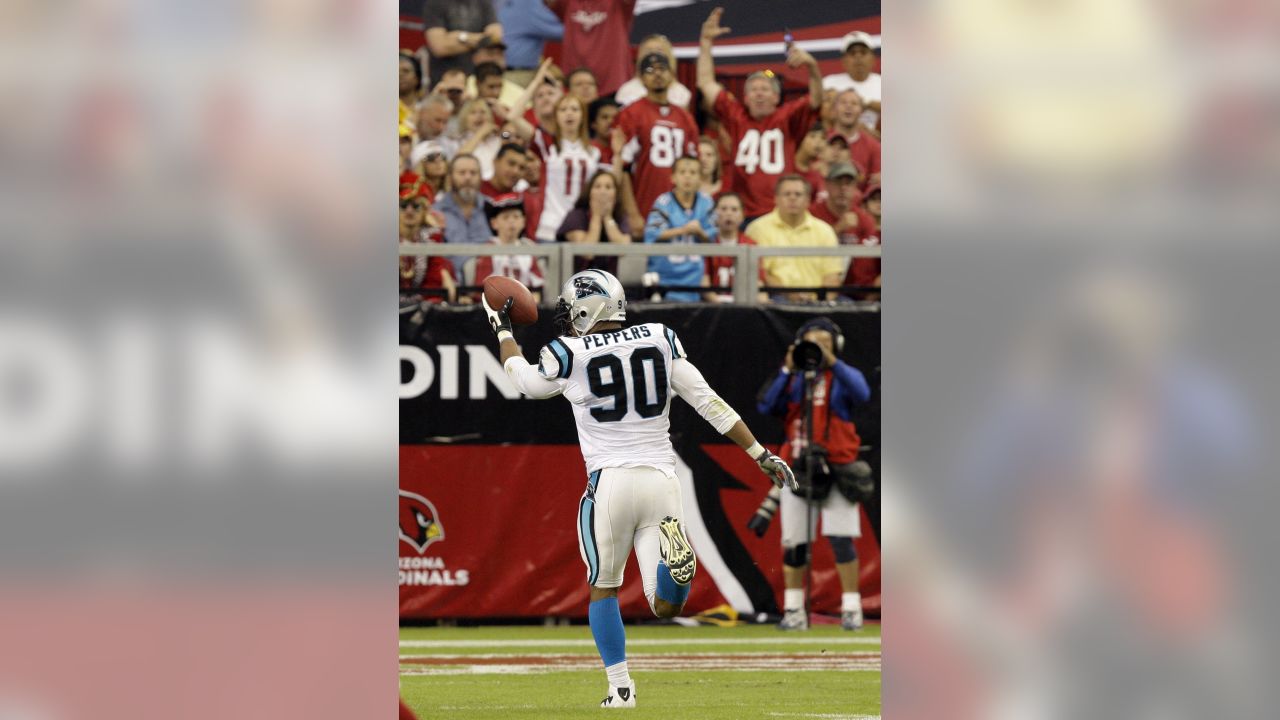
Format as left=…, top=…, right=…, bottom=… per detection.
left=399, top=190, right=456, bottom=304
left=827, top=89, right=881, bottom=190
left=547, top=0, right=636, bottom=96
left=703, top=192, right=766, bottom=302
left=613, top=52, right=699, bottom=235
left=696, top=7, right=823, bottom=220
left=808, top=163, right=879, bottom=295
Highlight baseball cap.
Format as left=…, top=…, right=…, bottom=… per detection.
left=484, top=193, right=525, bottom=221
left=825, top=131, right=850, bottom=146
left=639, top=52, right=672, bottom=72
left=410, top=140, right=446, bottom=168
left=841, top=31, right=876, bottom=53
left=826, top=162, right=859, bottom=181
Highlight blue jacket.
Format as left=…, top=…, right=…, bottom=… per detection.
left=758, top=360, right=871, bottom=463
left=758, top=361, right=871, bottom=422
left=497, top=0, right=564, bottom=69
left=643, top=191, right=717, bottom=302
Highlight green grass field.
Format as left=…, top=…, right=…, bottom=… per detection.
left=400, top=622, right=881, bottom=719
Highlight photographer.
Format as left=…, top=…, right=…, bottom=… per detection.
left=753, top=318, right=872, bottom=630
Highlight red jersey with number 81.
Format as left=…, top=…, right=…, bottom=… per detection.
left=714, top=92, right=818, bottom=218
left=614, top=98, right=699, bottom=216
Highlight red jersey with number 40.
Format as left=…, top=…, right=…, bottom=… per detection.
left=714, top=92, right=818, bottom=218
left=614, top=98, right=699, bottom=216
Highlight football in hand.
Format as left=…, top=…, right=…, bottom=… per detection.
left=482, top=276, right=538, bottom=326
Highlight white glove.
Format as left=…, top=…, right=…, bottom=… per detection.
left=482, top=294, right=514, bottom=341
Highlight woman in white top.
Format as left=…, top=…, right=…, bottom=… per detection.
left=530, top=94, right=625, bottom=243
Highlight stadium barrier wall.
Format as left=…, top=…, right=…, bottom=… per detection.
left=400, top=304, right=880, bottom=620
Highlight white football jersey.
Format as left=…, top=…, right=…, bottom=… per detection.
left=503, top=322, right=742, bottom=476
left=536, top=322, right=687, bottom=475
left=531, top=129, right=600, bottom=242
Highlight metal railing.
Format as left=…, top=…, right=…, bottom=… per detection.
left=399, top=243, right=881, bottom=306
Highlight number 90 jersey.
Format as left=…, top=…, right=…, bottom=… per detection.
left=536, top=322, right=732, bottom=476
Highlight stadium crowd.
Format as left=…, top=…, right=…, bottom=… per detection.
left=399, top=1, right=882, bottom=304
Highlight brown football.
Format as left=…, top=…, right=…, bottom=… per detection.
left=482, top=275, right=538, bottom=326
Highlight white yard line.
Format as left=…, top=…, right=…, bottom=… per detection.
left=400, top=636, right=881, bottom=648
left=398, top=651, right=882, bottom=675
left=769, top=714, right=882, bottom=720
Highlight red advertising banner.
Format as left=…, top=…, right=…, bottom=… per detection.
left=400, top=444, right=880, bottom=619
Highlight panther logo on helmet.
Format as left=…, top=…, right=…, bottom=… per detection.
left=573, top=276, right=608, bottom=299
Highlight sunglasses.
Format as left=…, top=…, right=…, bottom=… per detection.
left=400, top=200, right=423, bottom=210
left=424, top=152, right=445, bottom=161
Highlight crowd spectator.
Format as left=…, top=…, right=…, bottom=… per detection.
left=827, top=90, right=881, bottom=189
left=529, top=78, right=565, bottom=132
left=496, top=0, right=563, bottom=87
left=643, top=156, right=716, bottom=302
left=825, top=133, right=853, bottom=174
left=703, top=192, right=766, bottom=303
left=567, top=68, right=600, bottom=104
left=697, top=136, right=723, bottom=198
left=615, top=35, right=692, bottom=110
left=557, top=169, right=631, bottom=274
left=432, top=68, right=469, bottom=117
left=415, top=94, right=455, bottom=152
left=794, top=126, right=829, bottom=202
left=521, top=147, right=545, bottom=239
left=400, top=190, right=457, bottom=304
left=855, top=183, right=881, bottom=294
left=474, top=194, right=545, bottom=297
left=408, top=140, right=449, bottom=205
left=547, top=0, right=636, bottom=97
left=421, top=0, right=503, bottom=86
left=466, top=43, right=527, bottom=107
left=474, top=62, right=507, bottom=104
left=614, top=52, right=700, bottom=234
left=450, top=98, right=506, bottom=175
left=587, top=97, right=619, bottom=154
left=400, top=52, right=426, bottom=131
left=823, top=31, right=881, bottom=135
left=480, top=143, right=530, bottom=202
left=697, top=7, right=823, bottom=221
left=400, top=127, right=416, bottom=177
left=745, top=176, right=842, bottom=302
left=434, top=154, right=492, bottom=272
left=530, top=92, right=621, bottom=242
left=809, top=163, right=874, bottom=242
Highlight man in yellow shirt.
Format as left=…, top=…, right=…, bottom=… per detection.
left=745, top=176, right=844, bottom=302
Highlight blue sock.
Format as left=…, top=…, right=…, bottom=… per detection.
left=656, top=561, right=690, bottom=605
left=588, top=597, right=626, bottom=667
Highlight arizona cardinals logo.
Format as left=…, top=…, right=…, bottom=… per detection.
left=569, top=10, right=607, bottom=32
left=399, top=490, right=445, bottom=553
left=573, top=276, right=608, bottom=299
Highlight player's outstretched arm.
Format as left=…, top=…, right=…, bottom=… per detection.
left=670, top=356, right=797, bottom=491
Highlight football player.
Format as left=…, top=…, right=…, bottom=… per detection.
left=482, top=270, right=796, bottom=709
